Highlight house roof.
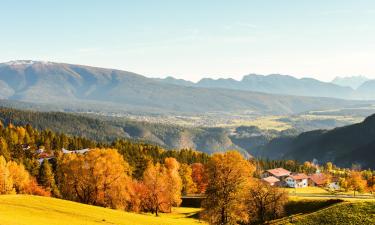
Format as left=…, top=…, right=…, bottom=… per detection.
left=62, top=148, right=90, bottom=154
left=262, top=176, right=280, bottom=184
left=266, top=168, right=291, bottom=177
left=289, top=173, right=309, bottom=180
left=309, top=173, right=327, bottom=185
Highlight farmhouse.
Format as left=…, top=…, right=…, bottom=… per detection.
left=309, top=173, right=327, bottom=187
left=285, top=173, right=309, bottom=188
left=263, top=168, right=291, bottom=181
left=262, top=176, right=280, bottom=186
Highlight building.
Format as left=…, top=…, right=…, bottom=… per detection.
left=328, top=178, right=340, bottom=190
left=37, top=152, right=54, bottom=164
left=263, top=168, right=291, bottom=181
left=262, top=176, right=280, bottom=186
left=309, top=173, right=327, bottom=187
left=62, top=148, right=90, bottom=154
left=285, top=173, right=309, bottom=188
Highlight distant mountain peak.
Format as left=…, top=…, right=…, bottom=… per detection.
left=332, top=76, right=370, bottom=89
left=3, top=60, right=53, bottom=66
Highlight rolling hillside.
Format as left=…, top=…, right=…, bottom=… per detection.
left=0, top=195, right=204, bottom=225
left=0, top=60, right=369, bottom=115
left=262, top=113, right=375, bottom=168
left=272, top=201, right=375, bottom=225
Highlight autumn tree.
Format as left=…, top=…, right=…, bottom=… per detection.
left=179, top=163, right=197, bottom=195
left=348, top=171, right=367, bottom=196
left=0, top=137, right=10, bottom=161
left=164, top=157, right=182, bottom=211
left=202, top=151, right=255, bottom=225
left=5, top=159, right=49, bottom=196
left=325, top=162, right=333, bottom=173
left=191, top=163, right=208, bottom=193
left=57, top=148, right=132, bottom=209
left=142, top=162, right=169, bottom=216
left=246, top=180, right=288, bottom=224
left=7, top=161, right=30, bottom=193
left=0, top=156, right=14, bottom=194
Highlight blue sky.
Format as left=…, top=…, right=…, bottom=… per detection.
left=1, top=0, right=375, bottom=81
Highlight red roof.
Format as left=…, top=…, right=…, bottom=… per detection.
left=289, top=173, right=309, bottom=180
left=309, top=173, right=327, bottom=185
left=267, top=168, right=291, bottom=177
left=262, top=176, right=280, bottom=184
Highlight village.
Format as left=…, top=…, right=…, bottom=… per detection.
left=262, top=167, right=340, bottom=190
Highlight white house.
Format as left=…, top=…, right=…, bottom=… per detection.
left=62, top=148, right=90, bottom=154
left=285, top=173, right=309, bottom=188
left=328, top=178, right=340, bottom=190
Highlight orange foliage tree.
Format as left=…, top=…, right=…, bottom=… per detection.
left=57, top=148, right=133, bottom=209
left=191, top=162, right=208, bottom=194
left=202, top=151, right=255, bottom=225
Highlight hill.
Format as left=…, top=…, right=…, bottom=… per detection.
left=0, top=106, right=367, bottom=156
left=0, top=195, right=204, bottom=225
left=0, top=60, right=369, bottom=115
left=261, top=113, right=375, bottom=168
left=272, top=201, right=375, bottom=225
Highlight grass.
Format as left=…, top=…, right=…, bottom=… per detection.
left=0, top=195, right=206, bottom=225
left=282, top=187, right=331, bottom=195
left=272, top=201, right=375, bottom=225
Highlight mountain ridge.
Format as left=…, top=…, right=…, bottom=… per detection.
left=0, top=60, right=369, bottom=115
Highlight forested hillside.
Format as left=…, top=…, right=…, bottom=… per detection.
left=262, top=114, right=375, bottom=168
left=0, top=107, right=282, bottom=155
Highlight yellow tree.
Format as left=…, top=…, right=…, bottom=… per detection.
left=142, top=162, right=169, bottom=216
left=0, top=156, right=14, bottom=194
left=179, top=163, right=197, bottom=195
left=348, top=171, right=367, bottom=196
left=164, top=157, right=182, bottom=211
left=7, top=161, right=30, bottom=193
left=57, top=148, right=132, bottom=209
left=202, top=151, right=255, bottom=225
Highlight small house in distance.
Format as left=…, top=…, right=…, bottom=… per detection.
left=285, top=173, right=309, bottom=188
left=62, top=148, right=90, bottom=154
left=309, top=173, right=327, bottom=187
left=263, top=168, right=291, bottom=181
left=262, top=176, right=280, bottom=186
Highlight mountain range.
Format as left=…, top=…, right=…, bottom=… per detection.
left=0, top=60, right=371, bottom=115
left=261, top=114, right=375, bottom=169
left=157, top=75, right=375, bottom=100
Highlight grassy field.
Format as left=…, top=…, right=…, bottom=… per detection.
left=282, top=187, right=330, bottom=195
left=0, top=195, right=205, bottom=225
left=272, top=201, right=375, bottom=225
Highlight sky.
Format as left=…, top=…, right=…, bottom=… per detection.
left=0, top=0, right=375, bottom=82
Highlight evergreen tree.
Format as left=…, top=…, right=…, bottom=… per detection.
left=38, top=160, right=60, bottom=197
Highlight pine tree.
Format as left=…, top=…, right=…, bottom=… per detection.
left=38, top=160, right=60, bottom=197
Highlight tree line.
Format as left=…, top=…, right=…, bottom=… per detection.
left=3, top=120, right=373, bottom=224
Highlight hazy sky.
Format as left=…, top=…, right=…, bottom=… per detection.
left=1, top=0, right=375, bottom=82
